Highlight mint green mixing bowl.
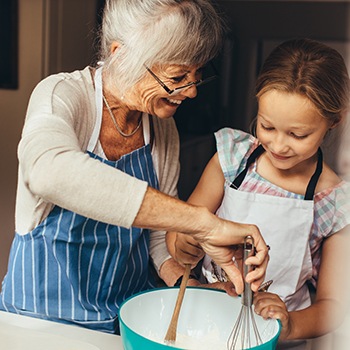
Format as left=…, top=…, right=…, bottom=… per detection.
left=119, top=287, right=281, bottom=350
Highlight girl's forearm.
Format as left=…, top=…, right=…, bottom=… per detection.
left=286, top=300, right=344, bottom=340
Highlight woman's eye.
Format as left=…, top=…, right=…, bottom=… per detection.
left=170, top=75, right=186, bottom=83
left=196, top=67, right=204, bottom=76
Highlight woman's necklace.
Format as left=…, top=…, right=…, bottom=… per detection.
left=102, top=95, right=142, bottom=138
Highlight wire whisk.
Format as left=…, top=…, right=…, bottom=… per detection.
left=227, top=236, right=263, bottom=350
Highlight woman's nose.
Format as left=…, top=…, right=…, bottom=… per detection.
left=180, top=84, right=198, bottom=99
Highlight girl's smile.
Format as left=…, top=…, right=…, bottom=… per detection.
left=270, top=152, right=292, bottom=161
left=256, top=90, right=333, bottom=173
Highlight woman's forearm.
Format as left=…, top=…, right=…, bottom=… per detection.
left=134, top=187, right=268, bottom=295
left=133, top=186, right=215, bottom=236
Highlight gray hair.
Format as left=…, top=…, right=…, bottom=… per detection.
left=99, top=0, right=225, bottom=94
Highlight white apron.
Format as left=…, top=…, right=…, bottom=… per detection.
left=202, top=145, right=323, bottom=312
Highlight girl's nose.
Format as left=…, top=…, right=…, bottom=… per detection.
left=272, top=134, right=289, bottom=154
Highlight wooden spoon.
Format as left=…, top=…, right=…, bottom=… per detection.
left=164, top=264, right=192, bottom=344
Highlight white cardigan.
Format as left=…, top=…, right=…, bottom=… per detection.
left=14, top=66, right=180, bottom=271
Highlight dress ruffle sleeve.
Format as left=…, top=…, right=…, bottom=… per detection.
left=314, top=181, right=350, bottom=239
left=214, top=128, right=259, bottom=183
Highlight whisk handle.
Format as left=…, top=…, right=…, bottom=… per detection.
left=242, top=236, right=254, bottom=306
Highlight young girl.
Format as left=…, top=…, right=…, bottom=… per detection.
left=167, top=38, right=350, bottom=347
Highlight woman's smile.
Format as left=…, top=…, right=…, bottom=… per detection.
left=165, top=97, right=183, bottom=106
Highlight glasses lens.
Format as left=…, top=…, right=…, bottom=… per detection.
left=169, top=64, right=218, bottom=95
left=170, top=83, right=197, bottom=96
left=198, top=63, right=219, bottom=85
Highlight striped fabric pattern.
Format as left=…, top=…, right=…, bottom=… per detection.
left=0, top=144, right=159, bottom=333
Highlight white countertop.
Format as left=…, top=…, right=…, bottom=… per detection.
left=1, top=309, right=349, bottom=350
left=0, top=311, right=124, bottom=350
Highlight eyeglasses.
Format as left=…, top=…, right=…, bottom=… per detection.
left=144, top=63, right=218, bottom=96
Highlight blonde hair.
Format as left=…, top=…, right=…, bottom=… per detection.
left=256, top=38, right=350, bottom=125
left=99, top=0, right=225, bottom=94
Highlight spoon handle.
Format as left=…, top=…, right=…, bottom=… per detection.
left=164, top=264, right=192, bottom=344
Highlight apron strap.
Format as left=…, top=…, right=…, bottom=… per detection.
left=230, top=145, right=323, bottom=200
left=89, top=65, right=153, bottom=152
left=148, top=115, right=155, bottom=150
left=87, top=66, right=103, bottom=152
left=230, top=145, right=265, bottom=189
left=304, top=148, right=323, bottom=200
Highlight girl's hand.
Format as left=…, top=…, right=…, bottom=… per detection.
left=173, top=232, right=205, bottom=266
left=187, top=279, right=238, bottom=297
left=166, top=231, right=205, bottom=267
left=253, top=292, right=291, bottom=340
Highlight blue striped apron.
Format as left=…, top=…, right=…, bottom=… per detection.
left=0, top=67, right=159, bottom=334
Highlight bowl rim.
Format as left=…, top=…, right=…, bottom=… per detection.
left=118, top=286, right=282, bottom=350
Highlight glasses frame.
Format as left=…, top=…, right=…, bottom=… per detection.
left=144, top=62, right=219, bottom=95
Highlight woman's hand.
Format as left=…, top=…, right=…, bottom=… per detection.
left=192, top=217, right=269, bottom=295
left=135, top=188, right=269, bottom=295
left=253, top=292, right=291, bottom=340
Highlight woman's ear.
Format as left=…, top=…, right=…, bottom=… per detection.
left=110, top=41, right=121, bottom=55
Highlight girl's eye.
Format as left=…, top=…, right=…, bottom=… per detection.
left=290, top=133, right=308, bottom=140
left=260, top=121, right=308, bottom=139
left=261, top=123, right=274, bottom=131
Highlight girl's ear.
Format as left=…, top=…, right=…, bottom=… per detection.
left=330, top=121, right=340, bottom=130
left=110, top=41, right=121, bottom=55
left=329, top=113, right=344, bottom=130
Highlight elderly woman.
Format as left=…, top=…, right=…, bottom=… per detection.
left=0, top=0, right=268, bottom=334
